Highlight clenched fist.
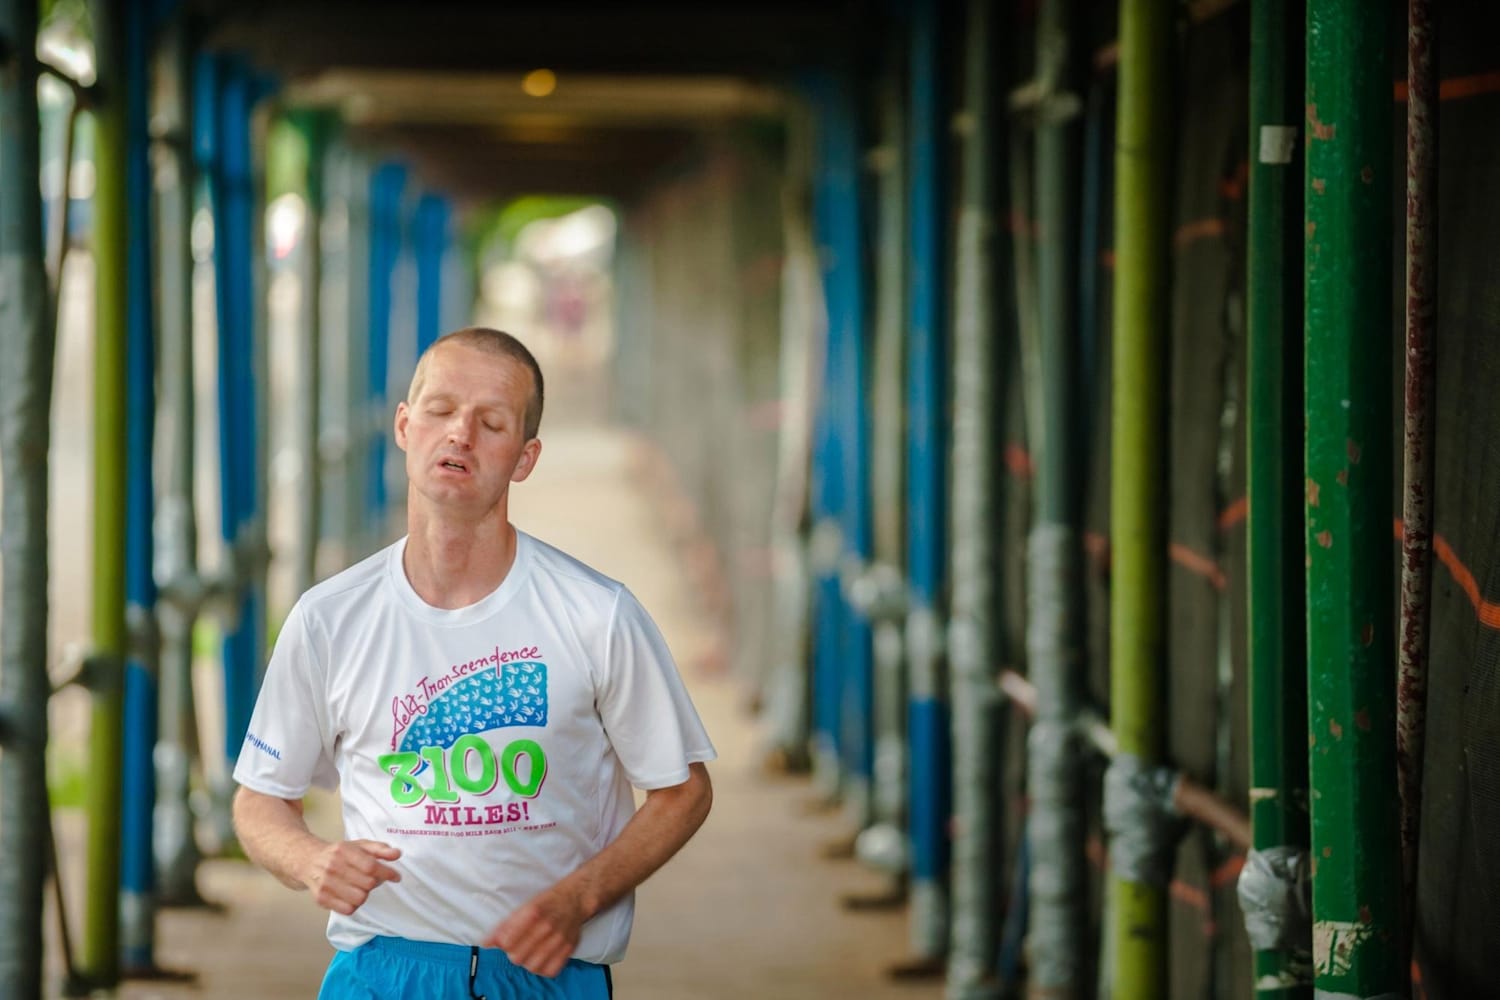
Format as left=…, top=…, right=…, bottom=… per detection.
left=303, top=840, right=403, bottom=915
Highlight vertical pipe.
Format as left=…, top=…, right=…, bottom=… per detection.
left=415, top=193, right=449, bottom=355
left=152, top=12, right=204, bottom=907
left=829, top=77, right=875, bottom=829
left=289, top=111, right=329, bottom=598
left=1076, top=81, right=1106, bottom=456
left=1027, top=0, right=1089, bottom=993
left=810, top=78, right=846, bottom=797
left=203, top=55, right=264, bottom=820
left=905, top=0, right=951, bottom=962
left=861, top=42, right=909, bottom=875
left=1108, top=0, right=1173, bottom=996
left=1245, top=0, right=1311, bottom=996
left=250, top=88, right=273, bottom=687
left=946, top=0, right=1000, bottom=996
left=1397, top=0, right=1436, bottom=979
left=811, top=397, right=845, bottom=796
left=120, top=0, right=159, bottom=971
left=367, top=162, right=405, bottom=540
left=1304, top=0, right=1399, bottom=996
left=83, top=0, right=129, bottom=985
left=763, top=105, right=819, bottom=767
left=338, top=148, right=372, bottom=562
left=0, top=0, right=55, bottom=994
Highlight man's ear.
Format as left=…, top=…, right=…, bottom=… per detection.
left=511, top=437, right=542, bottom=483
left=394, top=401, right=411, bottom=451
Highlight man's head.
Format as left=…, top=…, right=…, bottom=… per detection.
left=395, top=328, right=545, bottom=520
left=407, top=327, right=545, bottom=440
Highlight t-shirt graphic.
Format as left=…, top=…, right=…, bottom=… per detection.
left=394, top=661, right=549, bottom=754
left=380, top=656, right=555, bottom=835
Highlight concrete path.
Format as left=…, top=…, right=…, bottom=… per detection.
left=47, top=398, right=943, bottom=999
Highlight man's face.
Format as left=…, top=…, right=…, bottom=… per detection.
left=394, top=343, right=541, bottom=518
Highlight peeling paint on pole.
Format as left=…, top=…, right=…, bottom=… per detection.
left=1304, top=0, right=1400, bottom=997
left=1397, top=0, right=1437, bottom=982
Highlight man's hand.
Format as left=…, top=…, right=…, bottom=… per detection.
left=303, top=840, right=404, bottom=916
left=481, top=764, right=712, bottom=977
left=485, top=885, right=588, bottom=978
left=233, top=787, right=403, bottom=916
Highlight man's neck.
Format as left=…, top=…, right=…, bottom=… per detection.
left=402, top=507, right=519, bottom=610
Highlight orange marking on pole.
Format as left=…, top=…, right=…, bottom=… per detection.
left=1088, top=833, right=1218, bottom=918
left=1394, top=518, right=1500, bottom=630
left=1084, top=531, right=1112, bottom=575
left=1174, top=217, right=1226, bottom=248
left=1218, top=496, right=1248, bottom=532
left=1394, top=70, right=1500, bottom=103
left=1219, top=162, right=1249, bottom=201
left=1170, top=542, right=1227, bottom=591
left=1004, top=442, right=1034, bottom=480
left=1170, top=879, right=1210, bottom=913
left=1210, top=854, right=1245, bottom=888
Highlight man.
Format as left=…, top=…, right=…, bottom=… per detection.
left=233, top=327, right=716, bottom=999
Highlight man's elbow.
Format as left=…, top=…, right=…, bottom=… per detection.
left=686, top=762, right=713, bottom=830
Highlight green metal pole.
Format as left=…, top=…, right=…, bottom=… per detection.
left=1304, top=1, right=1400, bottom=997
left=83, top=0, right=129, bottom=987
left=1245, top=0, right=1312, bottom=996
left=1026, top=0, right=1089, bottom=993
left=0, top=0, right=56, bottom=995
left=1108, top=1, right=1173, bottom=996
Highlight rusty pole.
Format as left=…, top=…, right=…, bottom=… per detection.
left=1397, top=0, right=1437, bottom=982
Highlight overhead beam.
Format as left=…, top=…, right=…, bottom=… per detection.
left=204, top=2, right=862, bottom=78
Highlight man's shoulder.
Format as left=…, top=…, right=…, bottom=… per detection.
left=520, top=531, right=625, bottom=606
left=298, top=541, right=394, bottom=614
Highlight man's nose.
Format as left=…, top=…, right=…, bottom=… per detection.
left=446, top=413, right=476, bottom=446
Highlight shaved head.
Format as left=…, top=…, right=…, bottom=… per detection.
left=407, top=327, right=545, bottom=439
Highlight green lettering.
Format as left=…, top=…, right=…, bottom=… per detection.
left=500, top=739, right=548, bottom=797
left=420, top=745, right=460, bottom=802
left=378, top=751, right=426, bottom=807
left=451, top=734, right=499, bottom=795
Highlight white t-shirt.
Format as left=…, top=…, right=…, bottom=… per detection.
left=232, top=530, right=717, bottom=963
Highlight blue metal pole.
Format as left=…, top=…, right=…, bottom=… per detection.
left=810, top=397, right=845, bottom=794
left=811, top=74, right=875, bottom=823
left=906, top=0, right=951, bottom=961
left=415, top=193, right=449, bottom=355
left=367, top=164, right=405, bottom=539
left=367, top=162, right=406, bottom=538
left=806, top=78, right=845, bottom=794
left=120, top=0, right=159, bottom=971
left=198, top=54, right=262, bottom=782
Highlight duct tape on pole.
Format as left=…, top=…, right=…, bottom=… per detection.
left=905, top=600, right=948, bottom=959
left=1103, top=753, right=1182, bottom=888
left=1237, top=846, right=1313, bottom=955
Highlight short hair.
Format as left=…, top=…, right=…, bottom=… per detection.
left=406, top=327, right=545, bottom=440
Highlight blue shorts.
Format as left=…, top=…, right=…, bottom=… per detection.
left=318, top=936, right=613, bottom=1000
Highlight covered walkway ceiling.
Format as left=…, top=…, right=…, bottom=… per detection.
left=198, top=0, right=871, bottom=203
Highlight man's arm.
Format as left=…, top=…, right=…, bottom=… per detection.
left=233, top=786, right=403, bottom=915
left=485, top=762, right=713, bottom=976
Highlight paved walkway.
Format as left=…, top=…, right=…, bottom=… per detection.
left=46, top=392, right=943, bottom=999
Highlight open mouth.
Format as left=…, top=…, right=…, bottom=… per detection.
left=437, top=458, right=470, bottom=473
